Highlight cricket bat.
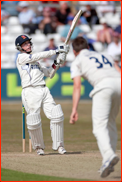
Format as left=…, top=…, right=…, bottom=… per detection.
left=65, top=9, right=82, bottom=44
left=57, top=10, right=82, bottom=64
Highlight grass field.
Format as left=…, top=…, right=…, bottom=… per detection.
left=1, top=101, right=121, bottom=181
left=2, top=168, right=91, bottom=181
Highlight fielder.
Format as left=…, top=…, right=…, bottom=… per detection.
left=15, top=34, right=69, bottom=155
left=69, top=37, right=121, bottom=177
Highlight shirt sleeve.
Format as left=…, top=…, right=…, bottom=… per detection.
left=70, top=61, right=81, bottom=79
left=18, top=50, right=56, bottom=65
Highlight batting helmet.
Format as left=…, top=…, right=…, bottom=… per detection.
left=15, top=35, right=32, bottom=52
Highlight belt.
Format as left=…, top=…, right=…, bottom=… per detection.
left=23, top=85, right=46, bottom=89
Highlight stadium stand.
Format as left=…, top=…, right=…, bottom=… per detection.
left=1, top=1, right=121, bottom=68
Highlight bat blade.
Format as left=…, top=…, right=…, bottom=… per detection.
left=65, top=10, right=82, bottom=45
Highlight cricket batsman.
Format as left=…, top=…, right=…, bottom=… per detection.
left=15, top=34, right=69, bottom=155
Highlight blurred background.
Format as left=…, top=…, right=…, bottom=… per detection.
left=1, top=1, right=121, bottom=101
left=1, top=3, right=121, bottom=180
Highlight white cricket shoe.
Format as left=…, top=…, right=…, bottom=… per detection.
left=100, top=155, right=119, bottom=178
left=98, top=166, right=114, bottom=173
left=37, top=148, right=44, bottom=155
left=58, top=146, right=66, bottom=154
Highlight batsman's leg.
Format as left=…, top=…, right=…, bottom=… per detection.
left=50, top=104, right=66, bottom=154
left=42, top=87, right=66, bottom=154
left=26, top=112, right=45, bottom=155
left=22, top=88, right=45, bottom=155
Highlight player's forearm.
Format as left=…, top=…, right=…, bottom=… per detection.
left=48, top=66, right=59, bottom=78
left=47, top=53, right=67, bottom=78
left=41, top=61, right=60, bottom=78
left=41, top=53, right=66, bottom=78
left=72, top=85, right=81, bottom=112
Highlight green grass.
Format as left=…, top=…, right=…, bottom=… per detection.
left=1, top=168, right=92, bottom=181
left=1, top=102, right=121, bottom=153
left=1, top=102, right=121, bottom=181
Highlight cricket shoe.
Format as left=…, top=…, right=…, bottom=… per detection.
left=37, top=148, right=44, bottom=155
left=98, top=166, right=114, bottom=173
left=58, top=146, right=67, bottom=154
left=100, top=155, right=119, bottom=178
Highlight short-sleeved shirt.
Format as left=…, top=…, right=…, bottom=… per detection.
left=70, top=49, right=120, bottom=87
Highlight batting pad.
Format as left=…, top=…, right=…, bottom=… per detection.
left=50, top=104, right=64, bottom=150
left=26, top=113, right=45, bottom=150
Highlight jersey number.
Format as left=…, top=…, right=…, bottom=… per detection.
left=90, top=55, right=112, bottom=69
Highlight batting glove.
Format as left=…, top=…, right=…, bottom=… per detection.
left=56, top=53, right=67, bottom=65
left=55, top=44, right=70, bottom=54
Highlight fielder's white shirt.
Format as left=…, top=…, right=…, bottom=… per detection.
left=17, top=50, right=56, bottom=88
left=70, top=49, right=120, bottom=96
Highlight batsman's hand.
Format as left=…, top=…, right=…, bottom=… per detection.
left=55, top=44, right=70, bottom=54
left=57, top=53, right=67, bottom=65
left=69, top=110, right=78, bottom=124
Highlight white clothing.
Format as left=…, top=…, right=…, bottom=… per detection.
left=22, top=86, right=64, bottom=150
left=92, top=78, right=121, bottom=164
left=17, top=50, right=65, bottom=151
left=22, top=86, right=56, bottom=115
left=70, top=49, right=120, bottom=87
left=70, top=49, right=121, bottom=164
left=16, top=50, right=56, bottom=88
left=107, top=42, right=121, bottom=61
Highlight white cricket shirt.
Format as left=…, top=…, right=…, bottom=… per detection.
left=70, top=49, right=120, bottom=87
left=17, top=50, right=56, bottom=88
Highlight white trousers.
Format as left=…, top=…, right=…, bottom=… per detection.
left=22, top=86, right=56, bottom=117
left=21, top=86, right=64, bottom=150
left=92, top=78, right=121, bottom=164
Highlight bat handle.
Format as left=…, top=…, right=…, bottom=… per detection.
left=56, top=55, right=60, bottom=64
left=64, top=40, right=69, bottom=45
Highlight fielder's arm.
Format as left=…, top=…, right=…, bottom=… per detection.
left=70, top=76, right=81, bottom=124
